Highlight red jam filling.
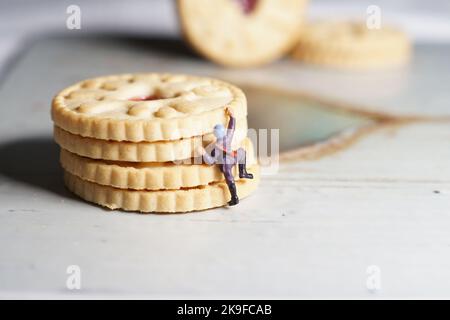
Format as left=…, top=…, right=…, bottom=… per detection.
left=128, top=94, right=159, bottom=101
left=235, top=0, right=258, bottom=15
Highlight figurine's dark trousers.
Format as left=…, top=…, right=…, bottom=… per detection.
left=220, top=147, right=253, bottom=206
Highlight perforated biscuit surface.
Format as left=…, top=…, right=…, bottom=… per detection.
left=52, top=73, right=247, bottom=142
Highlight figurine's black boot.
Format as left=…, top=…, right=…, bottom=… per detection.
left=227, top=183, right=239, bottom=206
left=228, top=196, right=239, bottom=206
left=239, top=164, right=253, bottom=179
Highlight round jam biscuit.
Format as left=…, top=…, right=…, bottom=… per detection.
left=53, top=118, right=248, bottom=162
left=60, top=138, right=256, bottom=190
left=63, top=166, right=260, bottom=213
left=51, top=73, right=247, bottom=142
left=177, top=0, right=308, bottom=67
left=291, top=21, right=411, bottom=69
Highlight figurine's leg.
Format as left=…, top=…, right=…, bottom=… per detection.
left=236, top=148, right=253, bottom=179
left=222, top=164, right=239, bottom=206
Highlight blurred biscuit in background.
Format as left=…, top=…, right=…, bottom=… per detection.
left=177, top=0, right=308, bottom=67
left=291, top=20, right=411, bottom=69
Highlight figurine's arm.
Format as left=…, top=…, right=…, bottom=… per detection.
left=225, top=107, right=235, bottom=142
left=198, top=147, right=216, bottom=165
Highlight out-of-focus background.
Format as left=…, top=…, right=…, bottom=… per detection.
left=1, top=0, right=450, bottom=72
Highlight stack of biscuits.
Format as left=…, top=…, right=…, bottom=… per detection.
left=51, top=73, right=259, bottom=213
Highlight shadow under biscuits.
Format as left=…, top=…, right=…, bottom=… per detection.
left=0, top=136, right=70, bottom=197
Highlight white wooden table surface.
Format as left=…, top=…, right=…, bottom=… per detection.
left=0, top=35, right=449, bottom=299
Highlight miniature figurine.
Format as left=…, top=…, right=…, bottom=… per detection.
left=199, top=107, right=253, bottom=206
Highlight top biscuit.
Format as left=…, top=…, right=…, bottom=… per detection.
left=51, top=73, right=247, bottom=142
left=177, top=0, right=308, bottom=67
